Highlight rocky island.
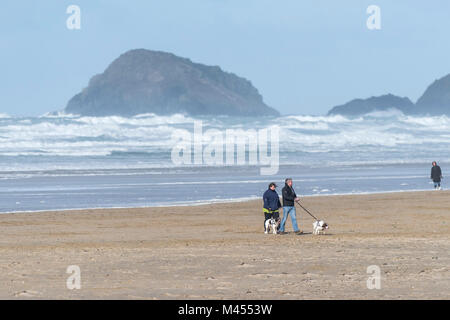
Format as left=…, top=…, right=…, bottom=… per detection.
left=65, top=49, right=279, bottom=117
left=327, top=94, right=414, bottom=116
left=328, top=73, right=450, bottom=116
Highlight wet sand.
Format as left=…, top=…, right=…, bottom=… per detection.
left=0, top=190, right=449, bottom=299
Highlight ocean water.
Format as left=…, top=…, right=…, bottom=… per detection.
left=0, top=110, right=449, bottom=213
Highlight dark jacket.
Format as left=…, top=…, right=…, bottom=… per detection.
left=263, top=189, right=281, bottom=212
left=431, top=165, right=442, bottom=182
left=282, top=184, right=297, bottom=207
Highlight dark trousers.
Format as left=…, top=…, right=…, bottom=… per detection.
left=264, top=211, right=280, bottom=231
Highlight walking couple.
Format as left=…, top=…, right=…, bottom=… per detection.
left=262, top=178, right=302, bottom=235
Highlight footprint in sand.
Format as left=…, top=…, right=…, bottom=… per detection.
left=216, top=281, right=233, bottom=289
left=237, top=262, right=254, bottom=268
left=13, top=290, right=40, bottom=297
left=249, top=273, right=289, bottom=278
left=164, top=292, right=180, bottom=297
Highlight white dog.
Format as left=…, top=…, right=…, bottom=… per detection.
left=265, top=218, right=280, bottom=234
left=313, top=220, right=329, bottom=235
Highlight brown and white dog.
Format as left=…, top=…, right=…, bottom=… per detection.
left=313, top=220, right=329, bottom=235
left=265, top=218, right=280, bottom=234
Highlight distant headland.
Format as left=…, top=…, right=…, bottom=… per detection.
left=328, top=74, right=450, bottom=116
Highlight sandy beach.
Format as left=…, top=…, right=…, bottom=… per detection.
left=0, top=190, right=449, bottom=299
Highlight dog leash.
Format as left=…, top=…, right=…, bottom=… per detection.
left=295, top=200, right=319, bottom=221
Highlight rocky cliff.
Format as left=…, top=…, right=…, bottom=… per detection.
left=414, top=74, right=450, bottom=115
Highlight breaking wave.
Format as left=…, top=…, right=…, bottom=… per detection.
left=1, top=112, right=450, bottom=173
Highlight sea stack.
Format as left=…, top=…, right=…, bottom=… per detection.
left=65, top=49, right=279, bottom=117
left=327, top=94, right=414, bottom=116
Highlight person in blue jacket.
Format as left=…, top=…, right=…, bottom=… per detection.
left=262, top=182, right=281, bottom=233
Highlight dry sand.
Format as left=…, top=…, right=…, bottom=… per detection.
left=0, top=190, right=449, bottom=299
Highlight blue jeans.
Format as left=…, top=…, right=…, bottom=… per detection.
left=279, top=206, right=299, bottom=232
left=434, top=181, right=441, bottom=188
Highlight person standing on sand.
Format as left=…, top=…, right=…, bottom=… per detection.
left=431, top=161, right=443, bottom=190
left=262, top=182, right=281, bottom=233
left=279, top=178, right=302, bottom=235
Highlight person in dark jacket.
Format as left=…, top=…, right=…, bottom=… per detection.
left=262, top=182, right=281, bottom=233
left=431, top=161, right=443, bottom=190
left=279, top=178, right=301, bottom=234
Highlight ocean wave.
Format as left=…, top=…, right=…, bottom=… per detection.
left=0, top=158, right=443, bottom=179
left=1, top=189, right=441, bottom=214
left=0, top=196, right=262, bottom=214
left=282, top=113, right=360, bottom=124
left=1, top=112, right=450, bottom=159
left=362, top=108, right=405, bottom=118
left=39, top=111, right=79, bottom=118
left=401, top=114, right=450, bottom=128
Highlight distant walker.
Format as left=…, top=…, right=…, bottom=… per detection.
left=431, top=161, right=443, bottom=190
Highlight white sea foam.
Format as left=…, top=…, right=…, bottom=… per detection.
left=1, top=112, right=450, bottom=164
left=363, top=108, right=405, bottom=118
left=283, top=114, right=358, bottom=123
left=0, top=196, right=261, bottom=214
left=1, top=189, right=439, bottom=214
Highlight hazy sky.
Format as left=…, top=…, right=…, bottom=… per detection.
left=1, top=0, right=450, bottom=116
